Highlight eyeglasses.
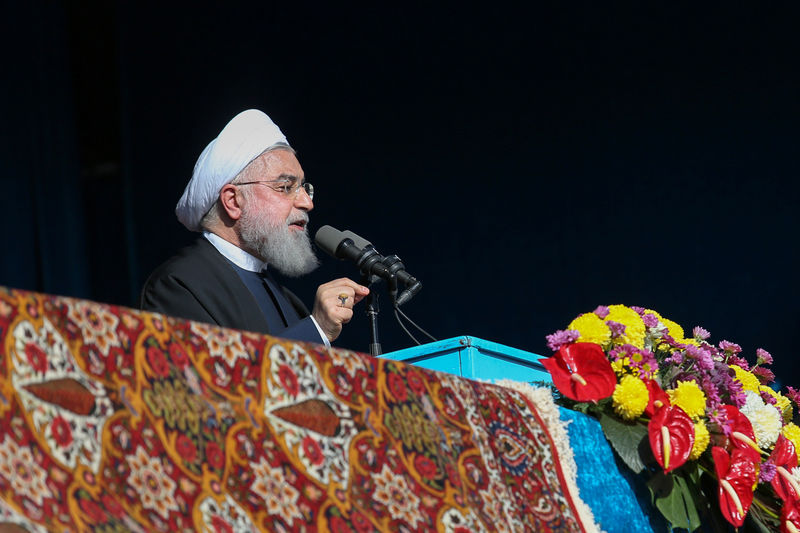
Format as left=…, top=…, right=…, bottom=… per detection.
left=236, top=177, right=314, bottom=200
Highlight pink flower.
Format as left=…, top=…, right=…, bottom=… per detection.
left=719, top=340, right=742, bottom=355
left=760, top=390, right=778, bottom=405
left=546, top=329, right=580, bottom=351
left=593, top=305, right=610, bottom=319
left=642, top=313, right=659, bottom=328
left=607, top=320, right=626, bottom=338
left=752, top=366, right=775, bottom=385
left=692, top=326, right=711, bottom=340
left=756, top=348, right=773, bottom=365
left=786, top=386, right=800, bottom=408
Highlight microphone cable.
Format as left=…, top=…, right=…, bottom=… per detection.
left=392, top=304, right=437, bottom=346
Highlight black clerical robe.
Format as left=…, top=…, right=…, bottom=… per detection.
left=140, top=238, right=321, bottom=343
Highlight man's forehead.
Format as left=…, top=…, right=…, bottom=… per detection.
left=251, top=148, right=303, bottom=177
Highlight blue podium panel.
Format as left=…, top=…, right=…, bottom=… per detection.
left=381, top=336, right=552, bottom=384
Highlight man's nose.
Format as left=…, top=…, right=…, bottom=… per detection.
left=294, top=187, right=313, bottom=210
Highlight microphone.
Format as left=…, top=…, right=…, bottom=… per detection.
left=314, top=225, right=422, bottom=306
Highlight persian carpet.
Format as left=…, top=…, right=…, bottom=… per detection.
left=0, top=287, right=599, bottom=532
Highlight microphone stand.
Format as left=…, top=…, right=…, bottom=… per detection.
left=362, top=273, right=382, bottom=356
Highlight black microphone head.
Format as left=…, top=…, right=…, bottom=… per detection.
left=314, top=225, right=346, bottom=258
left=342, top=230, right=372, bottom=250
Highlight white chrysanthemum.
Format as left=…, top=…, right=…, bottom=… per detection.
left=740, top=390, right=782, bottom=450
left=792, top=466, right=800, bottom=489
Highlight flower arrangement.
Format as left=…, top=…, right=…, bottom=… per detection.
left=543, top=304, right=800, bottom=532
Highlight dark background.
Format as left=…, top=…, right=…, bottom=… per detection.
left=3, top=3, right=798, bottom=382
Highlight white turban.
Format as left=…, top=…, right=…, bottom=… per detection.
left=175, top=109, right=289, bottom=232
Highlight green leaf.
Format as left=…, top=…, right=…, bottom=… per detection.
left=647, top=472, right=701, bottom=531
left=597, top=412, right=648, bottom=474
left=747, top=501, right=781, bottom=533
left=674, top=474, right=701, bottom=531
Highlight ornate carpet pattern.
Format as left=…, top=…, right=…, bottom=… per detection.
left=0, top=287, right=595, bottom=532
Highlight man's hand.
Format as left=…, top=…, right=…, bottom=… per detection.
left=311, top=278, right=370, bottom=342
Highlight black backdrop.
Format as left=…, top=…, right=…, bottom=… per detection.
left=3, top=3, right=798, bottom=381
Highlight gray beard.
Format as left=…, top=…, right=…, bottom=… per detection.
left=238, top=209, right=319, bottom=277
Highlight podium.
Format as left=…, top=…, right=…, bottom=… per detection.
left=383, top=336, right=664, bottom=533
left=380, top=335, right=552, bottom=383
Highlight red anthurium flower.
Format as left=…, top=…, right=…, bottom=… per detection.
left=771, top=435, right=800, bottom=503
left=541, top=343, right=616, bottom=402
left=781, top=500, right=800, bottom=533
left=721, top=405, right=762, bottom=463
left=712, top=446, right=757, bottom=527
left=648, top=405, right=694, bottom=473
left=643, top=379, right=670, bottom=418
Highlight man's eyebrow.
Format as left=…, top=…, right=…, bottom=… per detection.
left=274, top=173, right=302, bottom=181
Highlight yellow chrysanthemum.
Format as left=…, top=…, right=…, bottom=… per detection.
left=731, top=365, right=761, bottom=394
left=611, top=357, right=629, bottom=375
left=783, top=423, right=800, bottom=463
left=612, top=374, right=649, bottom=421
left=761, top=387, right=794, bottom=424
left=667, top=381, right=707, bottom=420
left=660, top=317, right=686, bottom=343
left=642, top=309, right=663, bottom=323
left=605, top=305, right=646, bottom=348
left=688, top=419, right=710, bottom=461
left=567, top=313, right=611, bottom=346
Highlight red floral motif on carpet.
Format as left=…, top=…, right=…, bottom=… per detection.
left=0, top=287, right=590, bottom=532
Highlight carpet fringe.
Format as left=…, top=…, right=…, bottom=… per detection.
left=495, top=380, right=605, bottom=533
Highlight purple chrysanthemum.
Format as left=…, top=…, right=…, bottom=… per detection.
left=760, top=389, right=778, bottom=405
left=642, top=313, right=659, bottom=328
left=759, top=460, right=777, bottom=483
left=786, top=386, right=800, bottom=408
left=606, top=320, right=626, bottom=338
left=719, top=340, right=742, bottom=354
left=593, top=305, right=610, bottom=319
left=546, top=329, right=580, bottom=351
left=756, top=348, right=773, bottom=366
left=708, top=408, right=732, bottom=436
left=609, top=343, right=658, bottom=378
left=728, top=380, right=747, bottom=408
left=752, top=365, right=775, bottom=385
left=701, top=376, right=722, bottom=410
left=692, top=326, right=711, bottom=340
left=708, top=361, right=747, bottom=408
left=665, top=351, right=684, bottom=365
left=696, top=348, right=715, bottom=372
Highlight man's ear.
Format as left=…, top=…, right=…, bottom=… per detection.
left=219, top=183, right=244, bottom=221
